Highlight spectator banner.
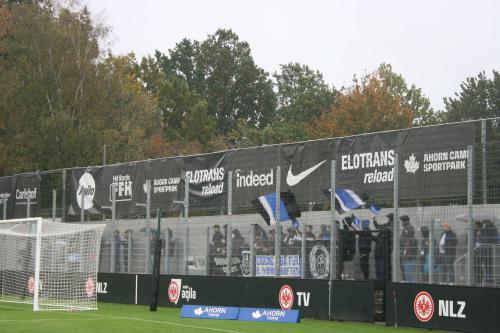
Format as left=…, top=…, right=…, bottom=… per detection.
left=69, top=122, right=474, bottom=217
left=210, top=255, right=244, bottom=276
left=255, top=255, right=301, bottom=277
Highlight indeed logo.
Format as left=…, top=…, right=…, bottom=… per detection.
left=234, top=169, right=273, bottom=188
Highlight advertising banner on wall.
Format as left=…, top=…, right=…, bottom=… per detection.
left=68, top=122, right=475, bottom=218
left=387, top=282, right=500, bottom=333
left=0, top=173, right=40, bottom=218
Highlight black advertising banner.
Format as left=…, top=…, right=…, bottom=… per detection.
left=180, top=152, right=228, bottom=211
left=71, top=167, right=104, bottom=215
left=397, top=122, right=474, bottom=198
left=137, top=158, right=182, bottom=213
left=335, top=131, right=399, bottom=201
left=227, top=145, right=280, bottom=209
left=97, top=273, right=136, bottom=304
left=159, top=275, right=330, bottom=319
left=387, top=282, right=500, bottom=333
left=334, top=122, right=474, bottom=201
left=280, top=140, right=334, bottom=208
left=0, top=173, right=40, bottom=218
left=69, top=122, right=475, bottom=218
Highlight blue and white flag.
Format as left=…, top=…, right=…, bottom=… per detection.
left=334, top=188, right=365, bottom=212
left=251, top=190, right=301, bottom=226
left=369, top=204, right=381, bottom=215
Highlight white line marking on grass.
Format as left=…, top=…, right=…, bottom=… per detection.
left=85, top=313, right=247, bottom=333
left=0, top=318, right=119, bottom=323
left=0, top=304, right=246, bottom=333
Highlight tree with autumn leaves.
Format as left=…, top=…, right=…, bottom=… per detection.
left=309, top=64, right=435, bottom=139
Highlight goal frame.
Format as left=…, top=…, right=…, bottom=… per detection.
left=0, top=217, right=104, bottom=311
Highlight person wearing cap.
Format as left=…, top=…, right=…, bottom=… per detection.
left=401, top=223, right=418, bottom=282
left=437, top=221, right=457, bottom=284
left=373, top=213, right=393, bottom=280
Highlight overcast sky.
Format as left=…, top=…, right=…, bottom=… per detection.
left=86, top=0, right=500, bottom=111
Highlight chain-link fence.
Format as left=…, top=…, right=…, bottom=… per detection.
left=1, top=118, right=500, bottom=288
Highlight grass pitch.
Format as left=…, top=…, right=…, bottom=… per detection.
left=0, top=302, right=446, bottom=333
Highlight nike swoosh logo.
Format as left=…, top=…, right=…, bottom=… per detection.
left=286, top=160, right=327, bottom=186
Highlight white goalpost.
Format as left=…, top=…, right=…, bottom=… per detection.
left=0, top=218, right=105, bottom=311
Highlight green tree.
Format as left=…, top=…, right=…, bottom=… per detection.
left=150, top=29, right=276, bottom=136
left=444, top=70, right=500, bottom=121
left=0, top=1, right=159, bottom=175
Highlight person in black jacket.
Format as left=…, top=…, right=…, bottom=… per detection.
left=437, top=221, right=458, bottom=284
left=401, top=225, right=418, bottom=282
left=358, top=220, right=374, bottom=280
left=373, top=213, right=393, bottom=280
left=419, top=226, right=435, bottom=283
left=474, top=220, right=498, bottom=285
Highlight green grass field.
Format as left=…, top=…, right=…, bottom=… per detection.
left=0, top=302, right=447, bottom=333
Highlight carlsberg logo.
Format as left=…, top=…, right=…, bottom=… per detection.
left=234, top=169, right=274, bottom=188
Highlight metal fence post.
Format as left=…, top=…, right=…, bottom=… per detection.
left=226, top=171, right=233, bottom=277
left=52, top=190, right=57, bottom=221
left=128, top=230, right=132, bottom=274
left=275, top=166, right=281, bottom=278
left=481, top=119, right=487, bottom=205
left=429, top=219, right=435, bottom=284
left=393, top=153, right=400, bottom=282
left=144, top=180, right=151, bottom=274
left=467, top=145, right=474, bottom=286
left=206, top=226, right=210, bottom=276
left=2, top=198, right=7, bottom=220
left=111, top=183, right=116, bottom=221
left=110, top=184, right=117, bottom=273
left=250, top=224, right=255, bottom=277
left=164, top=230, right=169, bottom=275
left=61, top=169, right=66, bottom=223
left=184, top=172, right=189, bottom=222
left=184, top=227, right=189, bottom=275
left=301, top=222, right=306, bottom=279
left=27, top=193, right=31, bottom=218
left=80, top=189, right=84, bottom=223
left=329, top=160, right=337, bottom=321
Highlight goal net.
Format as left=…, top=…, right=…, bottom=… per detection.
left=0, top=218, right=105, bottom=311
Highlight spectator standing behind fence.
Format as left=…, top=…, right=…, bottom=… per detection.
left=318, top=224, right=330, bottom=240
left=283, top=228, right=301, bottom=255
left=339, top=217, right=356, bottom=279
left=113, top=230, right=121, bottom=273
left=401, top=225, right=418, bottom=282
left=399, top=215, right=412, bottom=279
left=419, top=226, right=436, bottom=283
left=475, top=220, right=498, bottom=285
left=437, top=221, right=457, bottom=284
left=231, top=229, right=246, bottom=256
left=304, top=225, right=316, bottom=241
left=373, top=213, right=393, bottom=280
left=212, top=225, right=225, bottom=254
left=358, top=220, right=374, bottom=280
